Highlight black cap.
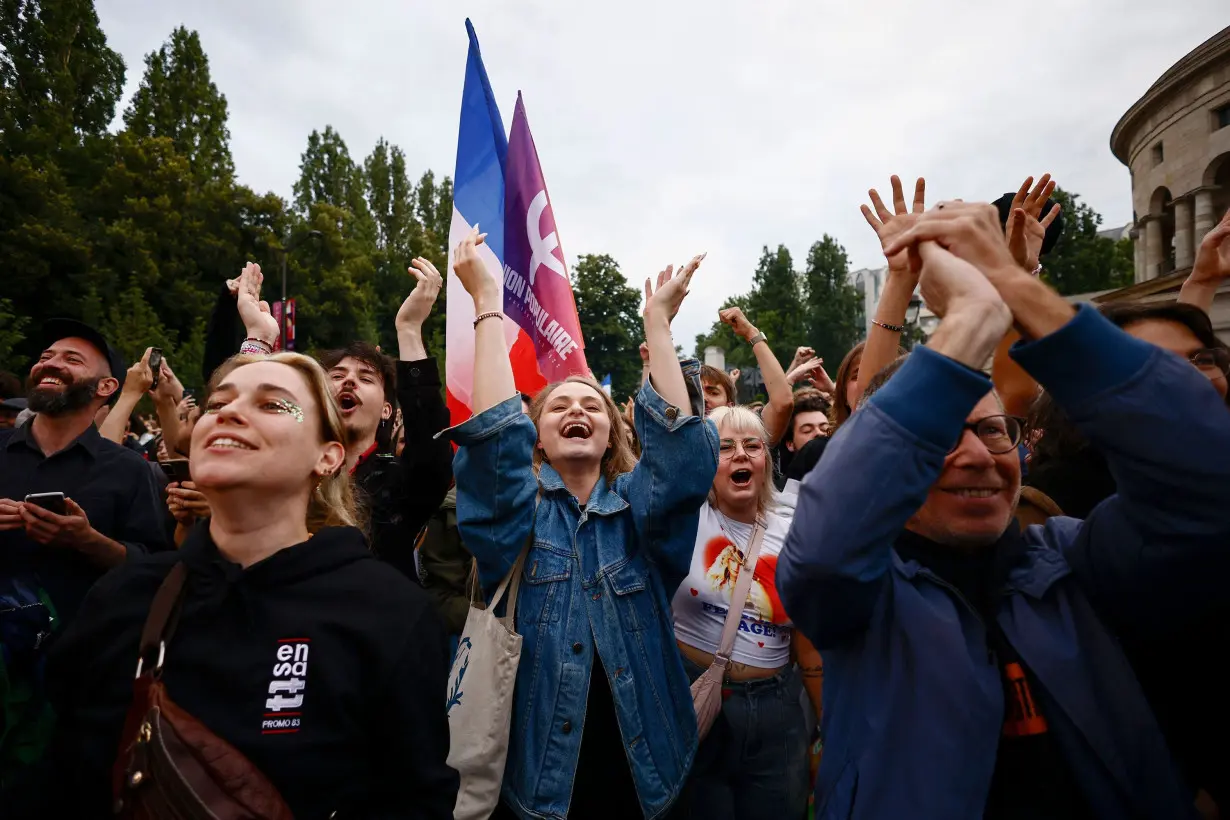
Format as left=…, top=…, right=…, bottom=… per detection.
left=0, top=397, right=27, bottom=412
left=40, top=318, right=128, bottom=395
left=992, top=193, right=1064, bottom=257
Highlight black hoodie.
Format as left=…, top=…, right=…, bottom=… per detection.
left=43, top=524, right=458, bottom=819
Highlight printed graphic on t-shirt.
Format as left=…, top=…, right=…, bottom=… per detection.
left=1002, top=661, right=1048, bottom=738
left=262, top=638, right=309, bottom=735
left=699, top=534, right=787, bottom=625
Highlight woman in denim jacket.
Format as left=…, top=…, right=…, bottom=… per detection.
left=447, top=229, right=718, bottom=819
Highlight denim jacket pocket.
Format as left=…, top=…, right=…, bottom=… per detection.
left=521, top=545, right=574, bottom=625
left=606, top=558, right=659, bottom=633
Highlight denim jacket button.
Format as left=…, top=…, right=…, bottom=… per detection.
left=572, top=642, right=583, bottom=654
left=562, top=721, right=573, bottom=734
left=665, top=406, right=679, bottom=420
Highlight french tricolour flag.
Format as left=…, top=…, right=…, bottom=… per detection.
left=445, top=20, right=588, bottom=426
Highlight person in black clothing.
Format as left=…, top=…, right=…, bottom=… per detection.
left=0, top=320, right=169, bottom=626
left=43, top=350, right=457, bottom=819
left=213, top=259, right=453, bottom=580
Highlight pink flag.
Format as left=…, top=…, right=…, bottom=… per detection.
left=501, top=92, right=588, bottom=383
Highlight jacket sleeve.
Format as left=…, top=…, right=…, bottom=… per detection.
left=392, top=358, right=453, bottom=546
left=778, top=346, right=992, bottom=649
left=446, top=396, right=539, bottom=587
left=114, top=457, right=173, bottom=556
left=418, top=498, right=474, bottom=635
left=1010, top=305, right=1230, bottom=636
left=623, top=364, right=719, bottom=580
left=368, top=604, right=459, bottom=819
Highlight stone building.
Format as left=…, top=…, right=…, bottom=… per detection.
left=1106, top=24, right=1230, bottom=340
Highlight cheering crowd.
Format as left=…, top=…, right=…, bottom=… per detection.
left=2, top=174, right=1230, bottom=820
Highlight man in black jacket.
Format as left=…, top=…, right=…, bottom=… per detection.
left=208, top=259, right=452, bottom=582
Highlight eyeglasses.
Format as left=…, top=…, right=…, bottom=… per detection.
left=1189, top=348, right=1230, bottom=379
left=948, top=415, right=1025, bottom=455
left=718, top=437, right=766, bottom=460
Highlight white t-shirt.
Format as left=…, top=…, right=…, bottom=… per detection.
left=670, top=481, right=799, bottom=668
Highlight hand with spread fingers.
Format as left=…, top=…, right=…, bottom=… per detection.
left=861, top=175, right=926, bottom=275
left=884, top=201, right=1022, bottom=285
left=1004, top=174, right=1061, bottom=272
left=644, top=253, right=704, bottom=323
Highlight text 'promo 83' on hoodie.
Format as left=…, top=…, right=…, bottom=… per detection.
left=44, top=523, right=459, bottom=819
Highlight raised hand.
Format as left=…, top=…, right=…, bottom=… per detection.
left=452, top=225, right=495, bottom=309
left=1004, top=174, right=1060, bottom=272
left=787, top=346, right=816, bottom=375
left=787, top=357, right=834, bottom=392
left=916, top=241, right=1009, bottom=326
left=123, top=348, right=156, bottom=396
left=152, top=358, right=183, bottom=405
left=883, top=201, right=1022, bottom=287
left=1191, top=208, right=1230, bottom=286
left=398, top=258, right=445, bottom=332
left=235, top=262, right=280, bottom=345
left=718, top=305, right=758, bottom=342
left=644, top=253, right=705, bottom=322
left=861, top=175, right=926, bottom=273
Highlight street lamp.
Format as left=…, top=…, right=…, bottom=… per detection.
left=279, top=230, right=323, bottom=350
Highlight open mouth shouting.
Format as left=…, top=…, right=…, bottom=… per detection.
left=730, top=468, right=754, bottom=487
left=338, top=391, right=361, bottom=415
left=561, top=420, right=592, bottom=440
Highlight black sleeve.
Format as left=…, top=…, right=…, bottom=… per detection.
left=394, top=358, right=454, bottom=544
left=786, top=436, right=829, bottom=482
left=115, top=457, right=174, bottom=555
left=368, top=603, right=459, bottom=818
left=202, top=281, right=242, bottom=385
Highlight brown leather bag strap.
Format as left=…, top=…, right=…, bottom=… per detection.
left=134, top=562, right=189, bottom=679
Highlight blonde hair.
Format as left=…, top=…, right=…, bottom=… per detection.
left=207, top=353, right=364, bottom=534
left=708, top=404, right=777, bottom=518
left=529, top=376, right=638, bottom=484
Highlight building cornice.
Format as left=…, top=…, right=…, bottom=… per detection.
left=1110, top=25, right=1230, bottom=166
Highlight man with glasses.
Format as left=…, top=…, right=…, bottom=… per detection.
left=779, top=203, right=1230, bottom=819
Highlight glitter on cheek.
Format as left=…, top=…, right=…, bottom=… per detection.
left=271, top=398, right=305, bottom=423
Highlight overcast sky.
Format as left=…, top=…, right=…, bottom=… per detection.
left=95, top=1, right=1227, bottom=348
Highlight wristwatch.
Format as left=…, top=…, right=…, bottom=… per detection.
left=747, top=331, right=767, bottom=347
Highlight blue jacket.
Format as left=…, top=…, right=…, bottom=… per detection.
left=449, top=371, right=718, bottom=820
left=779, top=306, right=1230, bottom=820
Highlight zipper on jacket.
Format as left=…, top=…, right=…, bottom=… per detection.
left=915, top=569, right=996, bottom=665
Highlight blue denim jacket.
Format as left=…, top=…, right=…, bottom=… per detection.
left=780, top=307, right=1230, bottom=819
left=449, top=366, right=718, bottom=820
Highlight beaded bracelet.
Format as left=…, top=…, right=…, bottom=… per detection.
left=872, top=320, right=905, bottom=333
left=240, top=337, right=274, bottom=355
left=473, top=311, right=503, bottom=328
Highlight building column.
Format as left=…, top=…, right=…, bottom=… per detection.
left=1144, top=217, right=1163, bottom=280
left=1173, top=197, right=1194, bottom=271
left=1131, top=225, right=1145, bottom=284
left=1194, top=187, right=1217, bottom=245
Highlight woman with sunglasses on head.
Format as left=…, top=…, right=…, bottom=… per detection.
left=42, top=352, right=457, bottom=819
left=667, top=405, right=822, bottom=820
left=448, top=228, right=718, bottom=819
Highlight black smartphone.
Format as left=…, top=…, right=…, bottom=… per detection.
left=158, top=459, right=192, bottom=484
left=24, top=492, right=67, bottom=516
left=149, top=348, right=163, bottom=390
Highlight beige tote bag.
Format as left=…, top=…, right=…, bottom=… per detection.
left=446, top=542, right=530, bottom=820
left=690, top=521, right=765, bottom=741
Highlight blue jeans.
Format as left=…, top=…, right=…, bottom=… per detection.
left=669, top=655, right=811, bottom=820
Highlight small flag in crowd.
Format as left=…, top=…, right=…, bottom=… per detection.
left=445, top=20, right=588, bottom=426
left=600, top=374, right=612, bottom=396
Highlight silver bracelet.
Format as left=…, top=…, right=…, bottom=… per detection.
left=240, top=338, right=274, bottom=355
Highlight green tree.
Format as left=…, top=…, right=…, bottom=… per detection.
left=293, top=126, right=372, bottom=235
left=0, top=0, right=125, bottom=153
left=0, top=297, right=31, bottom=368
left=123, top=26, right=233, bottom=180
left=801, top=235, right=862, bottom=366
left=572, top=254, right=643, bottom=398
left=1041, top=187, right=1135, bottom=296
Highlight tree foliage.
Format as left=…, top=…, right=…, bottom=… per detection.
left=571, top=254, right=643, bottom=399
left=1041, top=187, right=1135, bottom=296
left=694, top=239, right=862, bottom=375
left=123, top=26, right=233, bottom=180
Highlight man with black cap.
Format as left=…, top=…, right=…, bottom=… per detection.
left=0, top=319, right=169, bottom=629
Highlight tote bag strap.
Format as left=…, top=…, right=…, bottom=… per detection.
left=713, top=521, right=766, bottom=666
left=465, top=492, right=541, bottom=625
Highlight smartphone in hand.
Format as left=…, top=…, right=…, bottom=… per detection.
left=149, top=348, right=163, bottom=390
left=24, top=492, right=67, bottom=516
left=159, top=459, right=191, bottom=484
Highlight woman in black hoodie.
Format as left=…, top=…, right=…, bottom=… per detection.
left=42, top=352, right=458, bottom=818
